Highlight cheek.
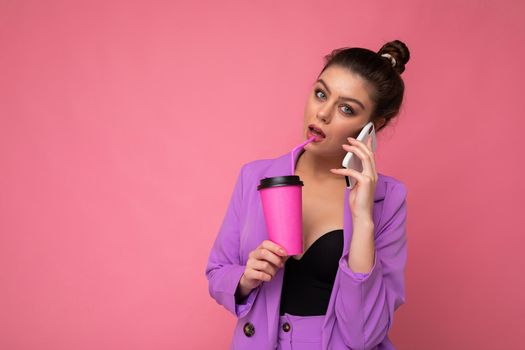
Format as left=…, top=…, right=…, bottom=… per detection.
left=332, top=128, right=358, bottom=144
left=305, top=97, right=315, bottom=109
left=341, top=124, right=362, bottom=138
left=327, top=130, right=348, bottom=147
left=303, top=102, right=315, bottom=117
left=333, top=125, right=351, bottom=138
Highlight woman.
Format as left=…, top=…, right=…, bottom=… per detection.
left=205, top=40, right=410, bottom=350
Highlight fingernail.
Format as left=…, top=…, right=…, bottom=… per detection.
left=279, top=248, right=286, bottom=254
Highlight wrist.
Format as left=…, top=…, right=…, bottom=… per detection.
left=352, top=216, right=374, bottom=228
left=236, top=275, right=252, bottom=300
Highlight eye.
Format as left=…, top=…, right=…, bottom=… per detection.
left=341, top=105, right=355, bottom=116
left=314, top=89, right=326, bottom=100
left=315, top=88, right=355, bottom=116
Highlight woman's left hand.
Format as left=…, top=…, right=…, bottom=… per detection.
left=330, top=136, right=378, bottom=222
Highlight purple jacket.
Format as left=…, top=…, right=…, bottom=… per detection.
left=205, top=147, right=408, bottom=350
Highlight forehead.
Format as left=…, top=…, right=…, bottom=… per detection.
left=317, top=65, right=374, bottom=108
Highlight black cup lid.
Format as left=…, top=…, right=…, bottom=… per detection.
left=257, top=175, right=303, bottom=190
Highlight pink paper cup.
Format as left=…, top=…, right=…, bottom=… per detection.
left=257, top=175, right=304, bottom=255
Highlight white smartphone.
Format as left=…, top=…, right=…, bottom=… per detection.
left=341, top=122, right=377, bottom=189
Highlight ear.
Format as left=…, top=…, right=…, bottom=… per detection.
left=374, top=117, right=386, bottom=130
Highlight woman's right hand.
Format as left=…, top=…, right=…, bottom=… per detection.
left=236, top=240, right=289, bottom=299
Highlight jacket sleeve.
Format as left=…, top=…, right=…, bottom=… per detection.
left=334, top=182, right=408, bottom=350
left=205, top=164, right=262, bottom=319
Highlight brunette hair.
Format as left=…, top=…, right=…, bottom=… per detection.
left=319, top=40, right=410, bottom=132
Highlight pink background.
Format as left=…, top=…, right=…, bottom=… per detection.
left=1, top=1, right=524, bottom=349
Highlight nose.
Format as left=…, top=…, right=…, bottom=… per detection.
left=317, top=106, right=331, bottom=124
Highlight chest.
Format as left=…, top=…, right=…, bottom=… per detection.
left=294, top=176, right=346, bottom=259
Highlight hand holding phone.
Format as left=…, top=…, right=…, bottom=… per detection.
left=341, top=122, right=377, bottom=189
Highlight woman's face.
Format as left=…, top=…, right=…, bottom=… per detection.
left=303, top=65, right=376, bottom=157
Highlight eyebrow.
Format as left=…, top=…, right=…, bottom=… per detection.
left=316, top=79, right=366, bottom=111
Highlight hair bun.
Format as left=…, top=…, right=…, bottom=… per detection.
left=378, top=40, right=410, bottom=74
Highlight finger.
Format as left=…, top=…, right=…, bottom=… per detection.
left=248, top=255, right=282, bottom=270
left=347, top=137, right=378, bottom=177
left=329, top=167, right=367, bottom=184
left=251, top=259, right=279, bottom=275
left=244, top=268, right=272, bottom=282
left=246, top=257, right=276, bottom=273
left=348, top=137, right=374, bottom=158
left=255, top=247, right=285, bottom=267
left=345, top=137, right=378, bottom=177
left=342, top=144, right=374, bottom=175
left=261, top=240, right=288, bottom=257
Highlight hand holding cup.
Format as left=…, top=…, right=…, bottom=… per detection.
left=236, top=240, right=289, bottom=299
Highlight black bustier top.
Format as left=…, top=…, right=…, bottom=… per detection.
left=279, top=229, right=344, bottom=316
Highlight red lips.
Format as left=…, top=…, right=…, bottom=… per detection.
left=308, top=124, right=326, bottom=138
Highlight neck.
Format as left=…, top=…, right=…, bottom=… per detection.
left=295, top=149, right=346, bottom=182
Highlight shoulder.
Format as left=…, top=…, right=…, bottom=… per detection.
left=373, top=174, right=408, bottom=236
left=377, top=173, right=408, bottom=222
left=241, top=157, right=277, bottom=172
left=378, top=173, right=407, bottom=191
left=237, top=153, right=287, bottom=184
left=377, top=173, right=408, bottom=204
